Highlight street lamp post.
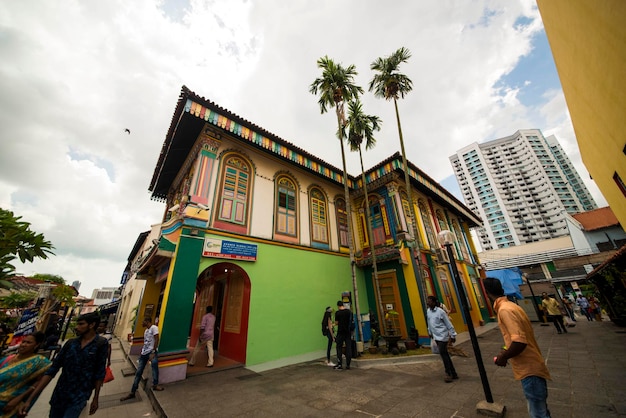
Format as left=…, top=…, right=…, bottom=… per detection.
left=437, top=230, right=494, bottom=404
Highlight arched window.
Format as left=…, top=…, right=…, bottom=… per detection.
left=418, top=200, right=437, bottom=248
left=435, top=209, right=448, bottom=232
left=309, top=187, right=329, bottom=245
left=215, top=154, right=252, bottom=233
left=275, top=175, right=297, bottom=237
left=335, top=197, right=349, bottom=248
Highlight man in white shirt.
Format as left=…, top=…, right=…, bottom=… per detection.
left=426, top=295, right=458, bottom=382
left=121, top=317, right=163, bottom=401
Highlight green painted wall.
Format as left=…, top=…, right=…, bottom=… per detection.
left=198, top=237, right=365, bottom=366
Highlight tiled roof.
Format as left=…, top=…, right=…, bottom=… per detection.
left=572, top=207, right=620, bottom=231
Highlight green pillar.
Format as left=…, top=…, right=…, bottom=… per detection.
left=159, top=228, right=204, bottom=353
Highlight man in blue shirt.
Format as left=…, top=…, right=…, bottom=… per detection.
left=426, top=295, right=458, bottom=382
left=20, top=312, right=108, bottom=417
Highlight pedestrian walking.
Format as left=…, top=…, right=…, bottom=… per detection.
left=121, top=317, right=163, bottom=402
left=19, top=312, right=109, bottom=418
left=541, top=293, right=567, bottom=334
left=333, top=301, right=352, bottom=370
left=575, top=295, right=593, bottom=321
left=484, top=278, right=551, bottom=418
left=426, top=295, right=458, bottom=382
left=188, top=306, right=216, bottom=368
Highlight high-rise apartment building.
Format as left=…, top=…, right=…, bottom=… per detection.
left=450, top=129, right=597, bottom=250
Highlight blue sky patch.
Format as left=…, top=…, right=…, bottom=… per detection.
left=496, top=29, right=562, bottom=108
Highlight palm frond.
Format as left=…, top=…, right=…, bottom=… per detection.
left=346, top=99, right=381, bottom=152
left=369, top=47, right=413, bottom=100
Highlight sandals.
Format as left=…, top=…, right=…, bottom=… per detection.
left=120, top=393, right=136, bottom=401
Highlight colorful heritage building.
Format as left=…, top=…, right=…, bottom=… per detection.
left=123, top=86, right=491, bottom=383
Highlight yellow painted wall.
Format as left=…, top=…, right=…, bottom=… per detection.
left=538, top=0, right=626, bottom=227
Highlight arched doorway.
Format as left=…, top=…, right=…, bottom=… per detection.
left=190, top=262, right=251, bottom=364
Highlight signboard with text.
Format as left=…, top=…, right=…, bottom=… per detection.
left=203, top=238, right=257, bottom=261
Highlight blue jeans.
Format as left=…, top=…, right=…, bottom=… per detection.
left=49, top=399, right=87, bottom=418
left=131, top=353, right=159, bottom=393
left=521, top=376, right=550, bottom=418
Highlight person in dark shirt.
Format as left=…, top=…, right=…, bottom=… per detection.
left=19, top=312, right=108, bottom=418
left=333, top=300, right=352, bottom=370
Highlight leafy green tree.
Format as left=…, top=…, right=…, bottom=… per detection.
left=33, top=273, right=65, bottom=284
left=0, top=208, right=55, bottom=281
left=0, top=291, right=37, bottom=309
left=310, top=56, right=364, bottom=339
left=345, top=98, right=387, bottom=332
left=52, top=284, right=76, bottom=308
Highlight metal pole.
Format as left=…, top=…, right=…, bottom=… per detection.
left=445, top=242, right=494, bottom=403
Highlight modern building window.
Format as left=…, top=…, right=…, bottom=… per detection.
left=309, top=187, right=329, bottom=244
left=275, top=175, right=298, bottom=237
left=614, top=172, right=626, bottom=197
left=335, top=197, right=349, bottom=248
left=215, top=154, right=252, bottom=234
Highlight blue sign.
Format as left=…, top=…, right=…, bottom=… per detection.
left=203, top=238, right=257, bottom=261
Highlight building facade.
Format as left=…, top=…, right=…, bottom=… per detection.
left=537, top=0, right=626, bottom=230
left=122, top=86, right=490, bottom=383
left=450, top=129, right=597, bottom=250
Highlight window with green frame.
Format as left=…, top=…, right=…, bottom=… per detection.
left=276, top=176, right=297, bottom=236
left=310, top=188, right=328, bottom=243
left=218, top=156, right=250, bottom=225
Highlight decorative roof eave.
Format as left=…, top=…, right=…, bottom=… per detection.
left=149, top=86, right=355, bottom=200
left=362, top=152, right=482, bottom=227
left=586, top=243, right=626, bottom=279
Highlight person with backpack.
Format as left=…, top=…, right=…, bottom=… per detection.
left=321, top=307, right=335, bottom=366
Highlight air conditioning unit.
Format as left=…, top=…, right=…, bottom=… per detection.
left=435, top=248, right=450, bottom=264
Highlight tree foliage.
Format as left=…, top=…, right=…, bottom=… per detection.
left=0, top=208, right=55, bottom=280
left=33, top=273, right=65, bottom=284
left=0, top=291, right=37, bottom=309
left=52, top=284, right=76, bottom=307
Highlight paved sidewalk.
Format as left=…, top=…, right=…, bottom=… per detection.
left=29, top=318, right=626, bottom=417
left=150, top=319, right=625, bottom=417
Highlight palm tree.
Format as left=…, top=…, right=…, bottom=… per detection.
left=369, top=47, right=419, bottom=243
left=345, top=99, right=388, bottom=334
left=310, top=57, right=364, bottom=340
left=370, top=47, right=428, bottom=315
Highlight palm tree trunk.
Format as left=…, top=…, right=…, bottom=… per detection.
left=393, top=98, right=428, bottom=317
left=358, top=146, right=386, bottom=335
left=336, top=106, right=363, bottom=343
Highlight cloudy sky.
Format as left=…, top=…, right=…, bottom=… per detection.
left=0, top=0, right=606, bottom=298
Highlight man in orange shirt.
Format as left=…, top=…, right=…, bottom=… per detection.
left=483, top=278, right=551, bottom=418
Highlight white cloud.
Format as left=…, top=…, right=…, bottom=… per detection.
left=0, top=0, right=603, bottom=297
